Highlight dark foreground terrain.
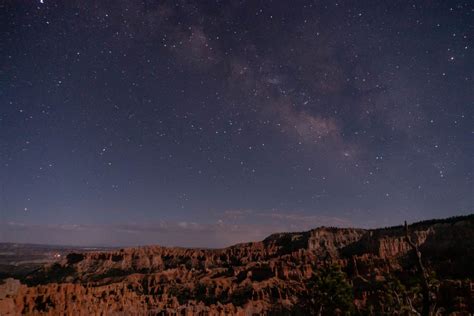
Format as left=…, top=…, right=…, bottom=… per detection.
left=1, top=215, right=473, bottom=315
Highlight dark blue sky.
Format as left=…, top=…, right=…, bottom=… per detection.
left=1, top=0, right=472, bottom=247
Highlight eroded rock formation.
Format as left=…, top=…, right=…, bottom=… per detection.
left=1, top=215, right=473, bottom=315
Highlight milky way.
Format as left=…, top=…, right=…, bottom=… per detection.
left=1, top=1, right=472, bottom=247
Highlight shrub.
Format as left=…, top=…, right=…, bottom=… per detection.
left=307, top=264, right=354, bottom=315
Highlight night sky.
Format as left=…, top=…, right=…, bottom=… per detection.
left=1, top=0, right=473, bottom=247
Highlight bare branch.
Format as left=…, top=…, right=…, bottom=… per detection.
left=404, top=221, right=431, bottom=316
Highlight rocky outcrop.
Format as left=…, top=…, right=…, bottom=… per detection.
left=308, top=227, right=365, bottom=258
left=1, top=215, right=473, bottom=315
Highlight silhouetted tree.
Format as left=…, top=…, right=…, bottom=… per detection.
left=404, top=221, right=436, bottom=316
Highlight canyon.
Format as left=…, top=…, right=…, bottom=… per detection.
left=1, top=215, right=473, bottom=315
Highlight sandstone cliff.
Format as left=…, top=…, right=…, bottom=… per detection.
left=1, top=215, right=473, bottom=315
